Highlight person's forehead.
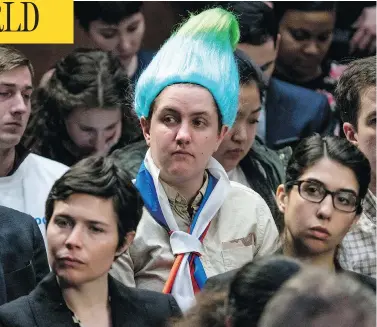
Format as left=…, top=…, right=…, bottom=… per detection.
left=237, top=41, right=275, bottom=66
left=53, top=193, right=117, bottom=224
left=0, top=66, right=32, bottom=88
left=282, top=10, right=335, bottom=29
left=92, top=13, right=141, bottom=29
left=300, top=158, right=359, bottom=193
left=155, top=84, right=216, bottom=112
left=359, top=86, right=376, bottom=117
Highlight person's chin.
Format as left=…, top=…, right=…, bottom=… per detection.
left=303, top=238, right=331, bottom=254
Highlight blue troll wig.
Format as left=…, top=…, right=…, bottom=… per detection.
left=134, top=7, right=240, bottom=128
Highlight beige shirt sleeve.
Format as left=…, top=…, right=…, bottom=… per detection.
left=110, top=249, right=136, bottom=287
left=254, top=196, right=281, bottom=257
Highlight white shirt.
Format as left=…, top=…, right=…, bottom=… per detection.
left=0, top=153, right=68, bottom=244
left=227, top=165, right=251, bottom=188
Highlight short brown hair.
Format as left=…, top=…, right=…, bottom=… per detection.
left=335, top=56, right=376, bottom=130
left=0, top=45, right=34, bottom=77
left=259, top=269, right=376, bottom=327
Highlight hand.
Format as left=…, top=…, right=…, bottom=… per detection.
left=350, top=6, right=376, bottom=54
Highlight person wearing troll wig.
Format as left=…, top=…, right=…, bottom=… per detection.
left=111, top=8, right=280, bottom=311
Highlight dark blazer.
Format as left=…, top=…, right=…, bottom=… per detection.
left=0, top=206, right=49, bottom=304
left=265, top=78, right=334, bottom=149
left=0, top=273, right=181, bottom=327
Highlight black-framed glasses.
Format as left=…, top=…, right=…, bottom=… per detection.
left=286, top=180, right=361, bottom=213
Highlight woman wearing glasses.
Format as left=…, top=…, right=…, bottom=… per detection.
left=276, top=134, right=375, bottom=289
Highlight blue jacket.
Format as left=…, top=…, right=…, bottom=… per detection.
left=265, top=78, right=334, bottom=149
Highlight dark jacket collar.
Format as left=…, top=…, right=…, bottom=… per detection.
left=29, top=272, right=153, bottom=327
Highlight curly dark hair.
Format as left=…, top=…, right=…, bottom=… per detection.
left=24, top=48, right=141, bottom=166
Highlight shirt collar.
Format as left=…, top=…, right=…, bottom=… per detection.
left=160, top=171, right=209, bottom=210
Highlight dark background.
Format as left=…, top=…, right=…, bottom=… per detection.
left=11, top=2, right=214, bottom=83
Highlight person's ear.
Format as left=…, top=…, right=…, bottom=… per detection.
left=351, top=213, right=360, bottom=227
left=275, top=33, right=281, bottom=54
left=343, top=122, right=359, bottom=147
left=214, top=125, right=229, bottom=151
left=115, top=231, right=135, bottom=257
left=140, top=117, right=151, bottom=146
left=276, top=184, right=288, bottom=214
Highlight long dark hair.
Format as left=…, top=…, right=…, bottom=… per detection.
left=24, top=48, right=141, bottom=166
left=235, top=49, right=283, bottom=230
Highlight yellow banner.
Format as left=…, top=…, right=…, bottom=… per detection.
left=0, top=0, right=73, bottom=44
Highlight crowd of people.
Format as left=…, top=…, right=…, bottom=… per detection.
left=0, top=2, right=375, bottom=327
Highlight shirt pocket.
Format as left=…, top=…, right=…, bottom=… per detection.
left=221, top=245, right=256, bottom=271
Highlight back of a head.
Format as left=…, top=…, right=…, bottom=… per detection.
left=74, top=1, right=143, bottom=30
left=135, top=7, right=240, bottom=128
left=48, top=48, right=131, bottom=112
left=172, top=291, right=227, bottom=327
left=335, top=56, right=376, bottom=128
left=227, top=256, right=302, bottom=327
left=0, top=45, right=33, bottom=77
left=228, top=1, right=278, bottom=45
left=258, top=269, right=376, bottom=327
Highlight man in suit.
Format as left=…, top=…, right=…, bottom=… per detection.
left=229, top=1, right=335, bottom=149
left=0, top=205, right=49, bottom=304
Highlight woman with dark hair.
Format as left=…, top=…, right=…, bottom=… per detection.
left=273, top=1, right=346, bottom=109
left=213, top=49, right=286, bottom=230
left=74, top=1, right=153, bottom=85
left=24, top=48, right=141, bottom=167
left=0, top=156, right=181, bottom=327
left=276, top=134, right=375, bottom=289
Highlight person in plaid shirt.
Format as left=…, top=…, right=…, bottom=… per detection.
left=336, top=56, right=376, bottom=277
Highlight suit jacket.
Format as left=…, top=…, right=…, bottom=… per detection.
left=265, top=78, right=334, bottom=149
left=0, top=206, right=49, bottom=304
left=0, top=272, right=181, bottom=327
